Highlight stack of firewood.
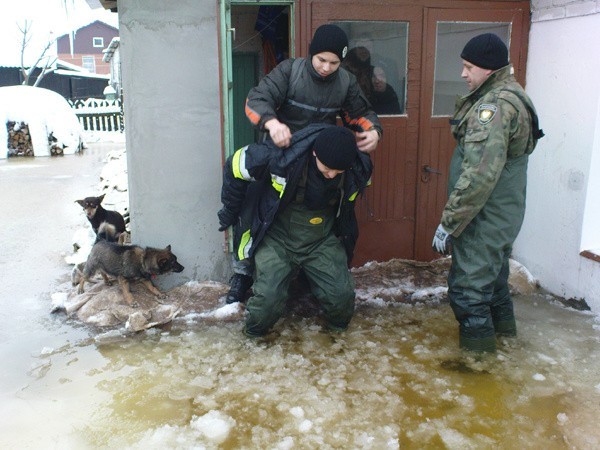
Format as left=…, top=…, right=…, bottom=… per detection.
left=48, top=132, right=63, bottom=156
left=6, top=121, right=34, bottom=156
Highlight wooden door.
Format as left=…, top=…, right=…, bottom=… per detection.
left=414, top=7, right=529, bottom=260
left=306, top=2, right=423, bottom=266
left=301, top=1, right=530, bottom=265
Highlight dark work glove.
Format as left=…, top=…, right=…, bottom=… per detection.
left=218, top=207, right=237, bottom=232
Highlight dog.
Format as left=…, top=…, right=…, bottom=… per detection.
left=76, top=194, right=127, bottom=243
left=77, top=240, right=185, bottom=305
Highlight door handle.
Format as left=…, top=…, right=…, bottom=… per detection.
left=422, top=165, right=442, bottom=174
left=228, top=27, right=236, bottom=41
left=421, top=165, right=442, bottom=183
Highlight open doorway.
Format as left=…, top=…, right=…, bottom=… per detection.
left=229, top=4, right=291, bottom=152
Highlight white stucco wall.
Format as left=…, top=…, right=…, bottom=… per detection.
left=118, top=0, right=229, bottom=287
left=514, top=12, right=600, bottom=310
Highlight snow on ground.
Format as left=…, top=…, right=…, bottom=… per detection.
left=0, top=85, right=84, bottom=158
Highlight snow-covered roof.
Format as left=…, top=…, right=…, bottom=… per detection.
left=55, top=69, right=110, bottom=80
left=102, top=37, right=120, bottom=63
left=56, top=59, right=89, bottom=72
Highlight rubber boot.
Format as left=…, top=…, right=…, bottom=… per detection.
left=494, top=318, right=517, bottom=337
left=226, top=274, right=253, bottom=304
left=459, top=334, right=497, bottom=353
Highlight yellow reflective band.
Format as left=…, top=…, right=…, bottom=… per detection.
left=271, top=174, right=286, bottom=197
left=272, top=179, right=283, bottom=193
left=237, top=229, right=252, bottom=260
left=232, top=146, right=253, bottom=180
left=309, top=217, right=323, bottom=224
left=349, top=191, right=359, bottom=202
left=232, top=149, right=243, bottom=180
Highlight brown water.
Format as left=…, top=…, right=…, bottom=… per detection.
left=1, top=145, right=599, bottom=449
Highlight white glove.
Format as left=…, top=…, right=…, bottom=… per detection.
left=432, top=224, right=452, bottom=255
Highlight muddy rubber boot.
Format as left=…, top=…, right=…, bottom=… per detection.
left=226, top=274, right=253, bottom=304
left=494, top=318, right=517, bottom=337
left=459, top=334, right=497, bottom=353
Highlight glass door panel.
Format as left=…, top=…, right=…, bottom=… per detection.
left=334, top=21, right=409, bottom=115
left=433, top=22, right=511, bottom=116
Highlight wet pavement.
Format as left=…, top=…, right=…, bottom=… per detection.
left=1, top=144, right=599, bottom=449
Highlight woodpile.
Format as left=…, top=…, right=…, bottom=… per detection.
left=6, top=121, right=64, bottom=156
left=7, top=121, right=34, bottom=156
left=48, top=132, right=64, bottom=156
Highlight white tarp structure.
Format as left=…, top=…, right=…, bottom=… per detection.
left=0, top=85, right=84, bottom=159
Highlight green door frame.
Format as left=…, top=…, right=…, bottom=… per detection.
left=219, top=0, right=295, bottom=159
left=219, top=0, right=295, bottom=252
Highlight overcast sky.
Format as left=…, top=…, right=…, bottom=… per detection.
left=0, top=0, right=118, bottom=67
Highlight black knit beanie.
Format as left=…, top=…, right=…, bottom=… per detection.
left=309, top=24, right=349, bottom=61
left=313, top=127, right=357, bottom=170
left=460, top=33, right=509, bottom=70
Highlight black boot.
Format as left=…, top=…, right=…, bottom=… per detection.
left=226, top=274, right=253, bottom=304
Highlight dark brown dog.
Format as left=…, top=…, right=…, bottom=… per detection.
left=77, top=240, right=184, bottom=305
left=76, top=194, right=127, bottom=243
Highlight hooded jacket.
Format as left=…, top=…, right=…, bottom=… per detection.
left=220, top=123, right=373, bottom=264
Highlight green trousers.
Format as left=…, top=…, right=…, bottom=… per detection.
left=245, top=202, right=355, bottom=336
left=447, top=149, right=528, bottom=352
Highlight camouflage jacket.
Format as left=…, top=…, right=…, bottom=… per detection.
left=442, top=65, right=541, bottom=236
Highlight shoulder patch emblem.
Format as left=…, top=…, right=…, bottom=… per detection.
left=477, top=104, right=497, bottom=125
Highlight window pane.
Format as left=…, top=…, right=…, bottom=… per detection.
left=82, top=56, right=96, bottom=73
left=433, top=22, right=511, bottom=116
left=334, top=21, right=408, bottom=115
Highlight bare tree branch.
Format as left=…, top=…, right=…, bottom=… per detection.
left=33, top=57, right=58, bottom=87
left=18, top=21, right=32, bottom=84
left=18, top=21, right=58, bottom=86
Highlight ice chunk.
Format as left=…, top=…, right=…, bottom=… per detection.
left=298, top=419, right=313, bottom=433
left=274, top=436, right=294, bottom=450
left=191, top=410, right=236, bottom=444
left=289, top=406, right=304, bottom=419
left=532, top=373, right=546, bottom=381
left=50, top=292, right=68, bottom=311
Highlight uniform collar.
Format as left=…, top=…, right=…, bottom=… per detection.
left=465, top=64, right=514, bottom=100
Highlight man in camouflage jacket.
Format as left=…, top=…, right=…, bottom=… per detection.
left=432, top=33, right=544, bottom=353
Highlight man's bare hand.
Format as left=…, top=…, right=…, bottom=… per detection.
left=355, top=129, right=380, bottom=153
left=265, top=119, right=292, bottom=148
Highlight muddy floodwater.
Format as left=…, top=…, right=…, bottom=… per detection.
left=1, top=144, right=600, bottom=449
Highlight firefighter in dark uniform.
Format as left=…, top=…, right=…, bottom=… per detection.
left=432, top=33, right=544, bottom=352
left=223, top=24, right=382, bottom=304
left=218, top=125, right=372, bottom=337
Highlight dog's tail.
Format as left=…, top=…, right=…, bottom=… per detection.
left=96, top=221, right=118, bottom=243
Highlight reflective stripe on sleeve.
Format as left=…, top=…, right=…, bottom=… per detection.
left=271, top=174, right=286, bottom=198
left=232, top=146, right=253, bottom=181
left=237, top=229, right=253, bottom=260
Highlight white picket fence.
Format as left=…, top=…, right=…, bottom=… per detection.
left=69, top=98, right=124, bottom=133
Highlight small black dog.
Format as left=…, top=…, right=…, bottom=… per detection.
left=76, top=194, right=127, bottom=243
